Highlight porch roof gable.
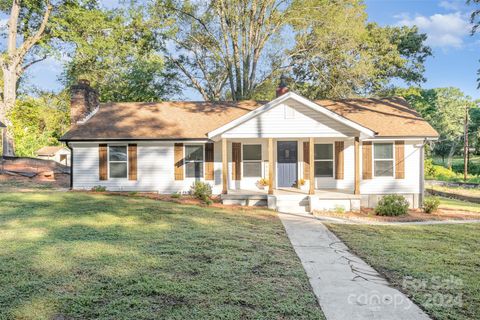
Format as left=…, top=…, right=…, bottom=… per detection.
left=207, top=92, right=377, bottom=139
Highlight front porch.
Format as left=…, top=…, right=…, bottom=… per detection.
left=218, top=136, right=361, bottom=206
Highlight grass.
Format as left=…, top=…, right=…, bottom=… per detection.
left=326, top=223, right=480, bottom=320
left=438, top=197, right=480, bottom=213
left=0, top=191, right=324, bottom=320
left=428, top=184, right=480, bottom=198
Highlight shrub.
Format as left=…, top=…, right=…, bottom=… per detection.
left=297, top=178, right=306, bottom=187
left=424, top=159, right=437, bottom=179
left=423, top=196, right=440, bottom=214
left=333, top=205, right=345, bottom=214
left=171, top=193, right=181, bottom=199
left=91, top=185, right=107, bottom=192
left=190, top=181, right=212, bottom=204
left=434, top=165, right=459, bottom=181
left=375, top=195, right=409, bottom=216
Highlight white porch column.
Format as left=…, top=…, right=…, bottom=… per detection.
left=268, top=138, right=274, bottom=195
left=222, top=138, right=228, bottom=194
left=309, top=137, right=315, bottom=195
left=354, top=137, right=360, bottom=195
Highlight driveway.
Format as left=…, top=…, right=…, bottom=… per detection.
left=279, top=212, right=430, bottom=320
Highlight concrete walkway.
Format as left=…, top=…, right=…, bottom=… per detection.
left=279, top=212, right=431, bottom=320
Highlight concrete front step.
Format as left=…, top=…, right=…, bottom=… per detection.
left=268, top=195, right=310, bottom=213
left=221, top=194, right=268, bottom=207
left=221, top=192, right=360, bottom=213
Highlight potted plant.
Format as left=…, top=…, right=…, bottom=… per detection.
left=296, top=178, right=305, bottom=188
left=256, top=178, right=269, bottom=190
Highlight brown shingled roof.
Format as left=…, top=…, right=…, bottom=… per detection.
left=317, top=97, right=439, bottom=137
left=60, top=97, right=438, bottom=141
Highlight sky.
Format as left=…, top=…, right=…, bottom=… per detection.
left=3, top=0, right=480, bottom=100
left=365, top=0, right=479, bottom=99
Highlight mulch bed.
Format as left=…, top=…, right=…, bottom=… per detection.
left=77, top=191, right=271, bottom=213
left=313, top=207, right=480, bottom=222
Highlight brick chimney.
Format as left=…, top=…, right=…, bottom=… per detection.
left=70, top=79, right=99, bottom=124
left=276, top=74, right=289, bottom=97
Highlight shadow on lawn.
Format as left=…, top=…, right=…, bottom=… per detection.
left=0, top=192, right=322, bottom=319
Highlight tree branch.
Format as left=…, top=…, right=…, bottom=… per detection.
left=17, top=55, right=48, bottom=76
left=16, top=1, right=52, bottom=63
left=168, top=57, right=211, bottom=101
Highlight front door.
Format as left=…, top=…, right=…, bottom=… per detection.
left=277, top=141, right=298, bottom=188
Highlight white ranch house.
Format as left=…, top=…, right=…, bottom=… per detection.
left=60, top=80, right=438, bottom=213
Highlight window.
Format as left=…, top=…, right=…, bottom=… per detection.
left=185, top=145, right=204, bottom=178
left=243, top=144, right=262, bottom=177
left=314, top=144, right=333, bottom=177
left=374, top=143, right=394, bottom=177
left=109, top=145, right=128, bottom=178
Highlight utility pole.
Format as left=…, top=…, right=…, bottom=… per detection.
left=464, top=105, right=469, bottom=181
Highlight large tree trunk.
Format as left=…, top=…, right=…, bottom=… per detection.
left=446, top=140, right=457, bottom=170
left=1, top=66, right=16, bottom=157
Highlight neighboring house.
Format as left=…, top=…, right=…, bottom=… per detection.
left=60, top=80, right=438, bottom=213
left=36, top=146, right=71, bottom=166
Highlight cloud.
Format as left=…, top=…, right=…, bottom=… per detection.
left=439, top=0, right=464, bottom=11
left=396, top=12, right=471, bottom=48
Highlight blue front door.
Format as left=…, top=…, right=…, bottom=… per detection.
left=277, top=141, right=298, bottom=188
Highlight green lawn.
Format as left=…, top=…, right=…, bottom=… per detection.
left=428, top=185, right=480, bottom=198
left=326, top=223, right=480, bottom=320
left=438, top=197, right=480, bottom=213
left=0, top=191, right=324, bottom=320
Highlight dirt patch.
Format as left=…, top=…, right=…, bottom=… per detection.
left=314, top=207, right=480, bottom=222
left=0, top=173, right=70, bottom=191
left=1, top=157, right=68, bottom=173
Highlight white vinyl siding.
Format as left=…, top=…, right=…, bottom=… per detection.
left=222, top=98, right=359, bottom=138
left=70, top=138, right=422, bottom=197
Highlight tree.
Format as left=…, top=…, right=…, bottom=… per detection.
left=0, top=0, right=53, bottom=156
left=8, top=91, right=69, bottom=157
left=468, top=0, right=480, bottom=86
left=288, top=0, right=431, bottom=99
left=470, top=0, right=480, bottom=34
left=0, top=0, right=109, bottom=156
left=58, top=5, right=179, bottom=102
left=153, top=0, right=289, bottom=101
left=469, top=103, right=480, bottom=154
left=397, top=87, right=475, bottom=168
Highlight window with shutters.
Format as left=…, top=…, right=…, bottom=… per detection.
left=242, top=144, right=262, bottom=177
left=109, top=145, right=128, bottom=178
left=314, top=144, right=334, bottom=177
left=185, top=145, right=204, bottom=178
left=374, top=143, right=394, bottom=177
